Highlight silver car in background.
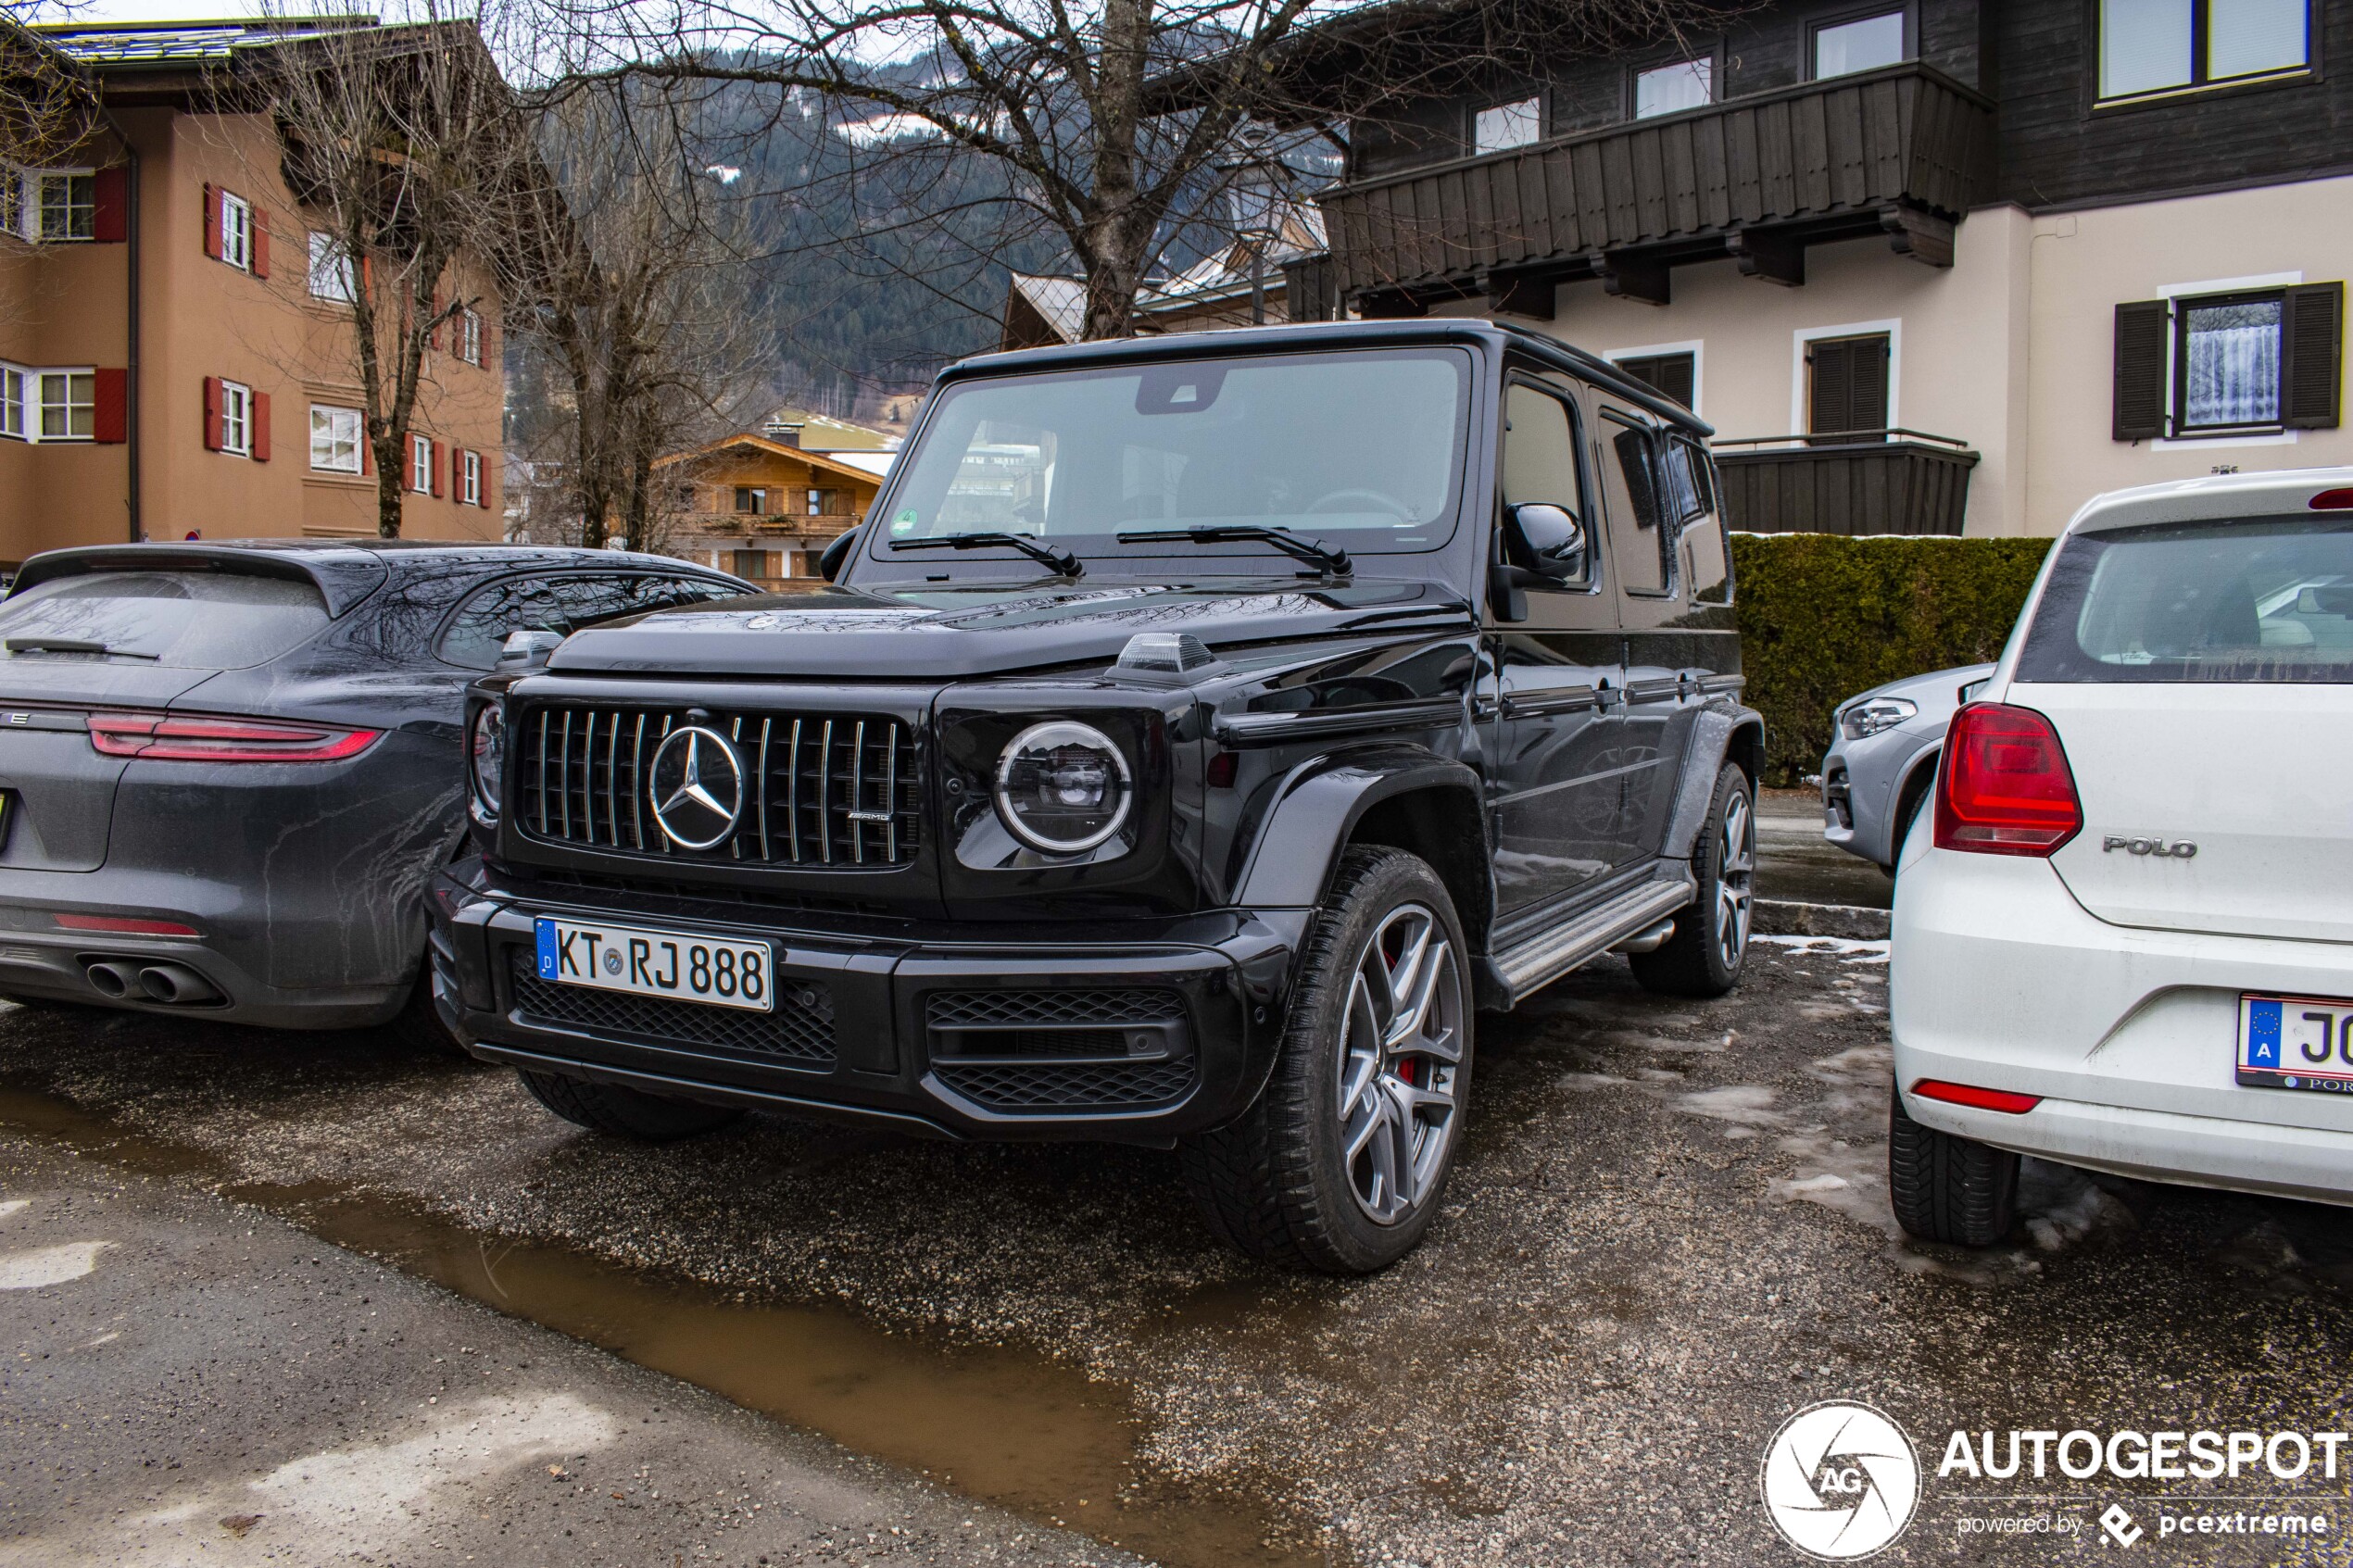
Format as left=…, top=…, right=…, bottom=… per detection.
left=1819, top=663, right=1994, bottom=872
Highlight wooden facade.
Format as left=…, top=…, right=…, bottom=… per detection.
left=1323, top=62, right=1994, bottom=312
left=1716, top=436, right=1981, bottom=537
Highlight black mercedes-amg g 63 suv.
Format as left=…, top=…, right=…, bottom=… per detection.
left=431, top=319, right=1761, bottom=1273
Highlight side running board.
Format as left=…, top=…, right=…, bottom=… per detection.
left=1485, top=877, right=1696, bottom=1008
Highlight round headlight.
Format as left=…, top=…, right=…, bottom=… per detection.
left=469, top=703, right=505, bottom=815
left=993, top=721, right=1132, bottom=853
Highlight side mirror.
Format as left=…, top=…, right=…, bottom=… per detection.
left=1504, top=502, right=1586, bottom=582
left=495, top=629, right=564, bottom=672
left=818, top=525, right=861, bottom=583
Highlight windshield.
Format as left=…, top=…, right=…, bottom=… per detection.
left=2017, top=517, right=2353, bottom=683
left=873, top=348, right=1472, bottom=568
left=0, top=571, right=330, bottom=670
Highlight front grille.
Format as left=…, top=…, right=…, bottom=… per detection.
left=508, top=949, right=837, bottom=1068
left=933, top=1059, right=1196, bottom=1111
left=926, top=988, right=1185, bottom=1028
left=518, top=705, right=920, bottom=868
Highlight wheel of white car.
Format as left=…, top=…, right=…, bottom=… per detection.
left=1180, top=847, right=1473, bottom=1273
left=1629, top=762, right=1754, bottom=997
left=1887, top=1084, right=2019, bottom=1247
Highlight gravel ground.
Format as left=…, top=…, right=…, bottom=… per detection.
left=3, top=942, right=2352, bottom=1565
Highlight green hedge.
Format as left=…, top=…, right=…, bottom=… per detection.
left=1730, top=533, right=2057, bottom=786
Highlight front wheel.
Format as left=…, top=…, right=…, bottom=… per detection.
left=1887, top=1085, right=2019, bottom=1247
left=1181, top=847, right=1473, bottom=1274
left=1629, top=762, right=1754, bottom=997
left=518, top=1068, right=743, bottom=1142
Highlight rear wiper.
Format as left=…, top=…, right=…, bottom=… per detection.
left=4, top=636, right=157, bottom=659
left=889, top=532, right=1082, bottom=577
left=1117, top=525, right=1353, bottom=577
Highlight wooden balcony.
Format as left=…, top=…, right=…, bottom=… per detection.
left=1712, top=430, right=1979, bottom=537
left=1319, top=63, right=1994, bottom=313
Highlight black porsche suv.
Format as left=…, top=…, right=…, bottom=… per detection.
left=431, top=319, right=1761, bottom=1273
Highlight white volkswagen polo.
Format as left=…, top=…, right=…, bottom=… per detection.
left=1891, top=467, right=2353, bottom=1245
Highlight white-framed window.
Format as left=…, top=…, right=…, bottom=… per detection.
left=308, top=232, right=358, bottom=303
left=2098, top=0, right=2309, bottom=102
left=0, top=366, right=22, bottom=440
left=409, top=433, right=433, bottom=493
left=219, top=379, right=252, bottom=456
left=1472, top=97, right=1541, bottom=155
left=36, top=370, right=94, bottom=441
left=457, top=307, right=483, bottom=366
left=219, top=189, right=251, bottom=270
left=1812, top=10, right=1907, bottom=80
left=1635, top=58, right=1715, bottom=119
left=4, top=169, right=94, bottom=242
left=309, top=404, right=363, bottom=472
left=0, top=172, right=19, bottom=240
left=461, top=448, right=482, bottom=505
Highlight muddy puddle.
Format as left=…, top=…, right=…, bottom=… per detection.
left=0, top=1080, right=1326, bottom=1568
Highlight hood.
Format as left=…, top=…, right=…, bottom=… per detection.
left=1843, top=662, right=1994, bottom=711
left=547, top=579, right=1476, bottom=680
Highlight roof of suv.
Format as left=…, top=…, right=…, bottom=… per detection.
left=943, top=317, right=1714, bottom=437
left=11, top=541, right=728, bottom=618
left=2068, top=466, right=2353, bottom=535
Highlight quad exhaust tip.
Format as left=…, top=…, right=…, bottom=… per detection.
left=83, top=960, right=222, bottom=1006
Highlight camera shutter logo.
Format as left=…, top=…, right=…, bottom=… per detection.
left=1760, top=1401, right=1919, bottom=1560
left=649, top=726, right=746, bottom=850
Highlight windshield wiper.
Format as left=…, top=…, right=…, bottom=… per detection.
left=889, top=532, right=1082, bottom=577
left=1117, top=525, right=1353, bottom=577
left=3, top=636, right=158, bottom=659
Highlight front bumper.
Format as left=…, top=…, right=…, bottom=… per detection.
left=429, top=862, right=1305, bottom=1144
left=1892, top=847, right=2353, bottom=1205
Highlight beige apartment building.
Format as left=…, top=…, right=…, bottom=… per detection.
left=0, top=19, right=506, bottom=567
left=1280, top=0, right=2350, bottom=538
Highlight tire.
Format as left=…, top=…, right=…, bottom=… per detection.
left=1180, top=847, right=1473, bottom=1274
left=1887, top=1084, right=2019, bottom=1247
left=517, top=1068, right=744, bottom=1142
left=1629, top=762, right=1754, bottom=998
left=1886, top=775, right=1932, bottom=878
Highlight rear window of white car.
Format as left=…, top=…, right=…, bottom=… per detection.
left=2019, top=518, right=2353, bottom=683
left=0, top=571, right=331, bottom=670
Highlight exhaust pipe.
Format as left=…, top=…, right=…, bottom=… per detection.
left=1610, top=918, right=1677, bottom=956
left=137, top=963, right=221, bottom=1006
left=84, top=960, right=142, bottom=998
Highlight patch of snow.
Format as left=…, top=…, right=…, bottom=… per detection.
left=0, top=1240, right=109, bottom=1289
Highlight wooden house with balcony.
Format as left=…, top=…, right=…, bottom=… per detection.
left=1263, top=0, right=2351, bottom=537
left=653, top=433, right=882, bottom=591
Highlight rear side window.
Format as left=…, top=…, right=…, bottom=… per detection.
left=0, top=571, right=330, bottom=670
left=2018, top=518, right=2353, bottom=683
left=435, top=572, right=744, bottom=670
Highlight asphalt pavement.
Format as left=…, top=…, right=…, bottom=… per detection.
left=4, top=938, right=2352, bottom=1566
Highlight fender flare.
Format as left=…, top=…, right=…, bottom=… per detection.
left=1231, top=746, right=1487, bottom=921
left=1659, top=702, right=1767, bottom=861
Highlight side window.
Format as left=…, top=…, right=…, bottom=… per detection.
left=1671, top=435, right=1732, bottom=607
left=1598, top=408, right=1674, bottom=598
left=1501, top=382, right=1591, bottom=588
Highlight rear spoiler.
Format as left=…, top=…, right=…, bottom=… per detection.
left=7, top=545, right=389, bottom=619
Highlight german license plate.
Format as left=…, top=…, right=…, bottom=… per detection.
left=533, top=917, right=772, bottom=1012
left=2237, top=993, right=2353, bottom=1094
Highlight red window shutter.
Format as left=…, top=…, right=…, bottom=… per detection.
left=251, top=391, right=271, bottom=462
left=92, top=169, right=129, bottom=243
left=431, top=439, right=445, bottom=496
left=202, top=376, right=222, bottom=451
left=251, top=209, right=270, bottom=278
left=202, top=184, right=220, bottom=260
left=429, top=293, right=443, bottom=349
left=92, top=369, right=128, bottom=444
left=479, top=457, right=496, bottom=509
left=479, top=317, right=495, bottom=366
left=361, top=432, right=372, bottom=476
left=359, top=254, right=371, bottom=297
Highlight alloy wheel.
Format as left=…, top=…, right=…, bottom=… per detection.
left=1717, top=789, right=1755, bottom=972
left=1335, top=902, right=1465, bottom=1225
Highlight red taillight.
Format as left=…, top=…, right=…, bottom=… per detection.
left=1933, top=703, right=2082, bottom=856
left=1911, top=1078, right=2042, bottom=1114
left=88, top=714, right=380, bottom=762
left=2309, top=487, right=2353, bottom=511
left=54, top=912, right=202, bottom=935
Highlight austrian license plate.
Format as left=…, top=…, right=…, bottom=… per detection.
left=533, top=917, right=773, bottom=1012
left=2237, top=993, right=2353, bottom=1094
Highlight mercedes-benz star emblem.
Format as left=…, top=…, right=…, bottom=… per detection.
left=648, top=726, right=745, bottom=851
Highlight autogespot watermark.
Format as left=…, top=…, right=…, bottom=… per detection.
left=1761, top=1406, right=2347, bottom=1558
